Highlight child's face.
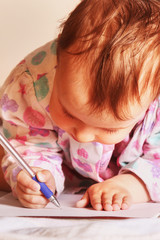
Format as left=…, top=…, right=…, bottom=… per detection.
left=50, top=51, right=150, bottom=145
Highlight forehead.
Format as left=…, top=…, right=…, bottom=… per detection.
left=57, top=50, right=91, bottom=103
left=56, top=50, right=150, bottom=125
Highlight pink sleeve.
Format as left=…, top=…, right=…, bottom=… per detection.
left=0, top=57, right=65, bottom=197
left=118, top=98, right=160, bottom=202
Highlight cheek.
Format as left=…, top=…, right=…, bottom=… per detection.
left=51, top=107, right=75, bottom=130
left=50, top=82, right=76, bottom=131
left=52, top=110, right=67, bottom=127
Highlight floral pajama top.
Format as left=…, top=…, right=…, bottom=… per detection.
left=0, top=40, right=160, bottom=201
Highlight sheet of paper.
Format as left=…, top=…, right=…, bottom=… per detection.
left=0, top=191, right=160, bottom=218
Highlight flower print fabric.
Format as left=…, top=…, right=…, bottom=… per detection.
left=0, top=40, right=65, bottom=196
left=0, top=40, right=160, bottom=202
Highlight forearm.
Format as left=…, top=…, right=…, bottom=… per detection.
left=119, top=157, right=160, bottom=202
left=117, top=172, right=151, bottom=203
left=0, top=145, right=11, bottom=191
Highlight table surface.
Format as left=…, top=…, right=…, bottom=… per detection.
left=0, top=191, right=160, bottom=240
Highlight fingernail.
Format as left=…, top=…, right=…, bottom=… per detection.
left=104, top=203, right=113, bottom=211
left=122, top=203, right=128, bottom=210
left=113, top=204, right=120, bottom=211
left=76, top=199, right=85, bottom=208
left=95, top=203, right=102, bottom=211
left=76, top=200, right=82, bottom=208
left=37, top=172, right=45, bottom=182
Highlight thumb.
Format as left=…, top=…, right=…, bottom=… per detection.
left=76, top=191, right=90, bottom=208
left=36, top=170, right=56, bottom=193
left=36, top=169, right=53, bottom=182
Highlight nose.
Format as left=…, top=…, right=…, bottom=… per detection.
left=73, top=126, right=96, bottom=143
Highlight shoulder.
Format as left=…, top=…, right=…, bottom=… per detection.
left=144, top=97, right=160, bottom=123
left=0, top=40, right=58, bottom=126
left=0, top=39, right=58, bottom=94
left=25, top=39, right=58, bottom=79
left=134, top=97, right=160, bottom=136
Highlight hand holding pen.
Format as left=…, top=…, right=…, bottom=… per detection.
left=0, top=132, right=60, bottom=208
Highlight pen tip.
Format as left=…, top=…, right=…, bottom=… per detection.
left=49, top=195, right=61, bottom=208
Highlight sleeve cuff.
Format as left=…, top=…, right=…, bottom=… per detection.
left=119, top=157, right=160, bottom=202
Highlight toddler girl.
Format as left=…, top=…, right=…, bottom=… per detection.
left=0, top=0, right=160, bottom=211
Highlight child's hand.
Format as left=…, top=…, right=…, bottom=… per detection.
left=76, top=173, right=150, bottom=211
left=16, top=167, right=56, bottom=208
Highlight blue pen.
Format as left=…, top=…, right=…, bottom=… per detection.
left=0, top=132, right=60, bottom=208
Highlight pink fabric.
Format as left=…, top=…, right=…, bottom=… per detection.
left=0, top=40, right=160, bottom=201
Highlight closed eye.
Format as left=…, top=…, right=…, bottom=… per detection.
left=63, top=108, right=75, bottom=119
left=63, top=107, right=119, bottom=133
left=104, top=129, right=119, bottom=134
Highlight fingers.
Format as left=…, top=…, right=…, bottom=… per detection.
left=121, top=196, right=132, bottom=210
left=16, top=169, right=55, bottom=208
left=17, top=170, right=40, bottom=193
left=36, top=170, right=55, bottom=191
left=76, top=184, right=132, bottom=211
left=17, top=188, right=49, bottom=208
left=76, top=190, right=103, bottom=211
left=16, top=182, right=49, bottom=208
left=102, top=192, right=132, bottom=211
left=90, top=193, right=103, bottom=211
left=76, top=191, right=90, bottom=208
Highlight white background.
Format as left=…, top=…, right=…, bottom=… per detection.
left=0, top=0, right=79, bottom=85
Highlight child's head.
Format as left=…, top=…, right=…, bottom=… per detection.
left=50, top=0, right=160, bottom=144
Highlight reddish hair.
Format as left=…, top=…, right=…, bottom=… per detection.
left=58, top=0, right=160, bottom=119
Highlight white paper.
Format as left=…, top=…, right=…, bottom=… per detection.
left=0, top=191, right=160, bottom=218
